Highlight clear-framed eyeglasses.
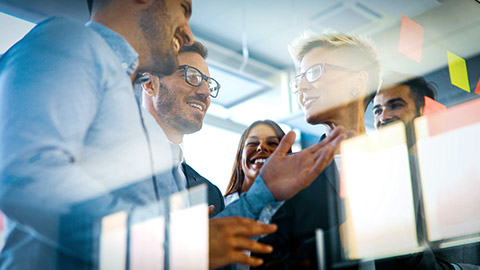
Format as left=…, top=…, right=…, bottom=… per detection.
left=178, top=65, right=221, bottom=98
left=289, top=63, right=357, bottom=94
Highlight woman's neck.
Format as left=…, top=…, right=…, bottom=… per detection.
left=325, top=103, right=366, bottom=135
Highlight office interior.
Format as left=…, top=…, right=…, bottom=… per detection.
left=0, top=0, right=479, bottom=269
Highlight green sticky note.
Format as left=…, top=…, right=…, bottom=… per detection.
left=447, top=51, right=470, bottom=92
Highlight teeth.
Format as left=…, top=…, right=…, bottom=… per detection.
left=304, top=98, right=315, bottom=106
left=254, top=159, right=266, bottom=164
left=189, top=103, right=203, bottom=111
left=173, top=37, right=180, bottom=52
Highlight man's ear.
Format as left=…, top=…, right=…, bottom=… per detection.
left=141, top=73, right=158, bottom=97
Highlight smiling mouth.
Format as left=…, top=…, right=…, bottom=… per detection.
left=254, top=158, right=266, bottom=164
left=303, top=97, right=318, bottom=108
left=173, top=36, right=182, bottom=53
left=188, top=102, right=204, bottom=112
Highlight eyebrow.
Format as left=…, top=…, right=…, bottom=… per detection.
left=247, top=136, right=280, bottom=140
left=373, top=98, right=407, bottom=110
left=182, top=0, right=192, bottom=17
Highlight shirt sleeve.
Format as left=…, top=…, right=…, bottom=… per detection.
left=0, top=18, right=115, bottom=258
left=215, top=175, right=277, bottom=219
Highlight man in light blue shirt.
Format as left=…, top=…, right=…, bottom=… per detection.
left=0, top=0, right=194, bottom=268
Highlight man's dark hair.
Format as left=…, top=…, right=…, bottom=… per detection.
left=374, top=73, right=437, bottom=113
left=179, top=41, right=208, bottom=59
left=402, top=76, right=437, bottom=112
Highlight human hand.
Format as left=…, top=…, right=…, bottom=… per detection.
left=260, top=126, right=348, bottom=201
left=209, top=217, right=277, bottom=269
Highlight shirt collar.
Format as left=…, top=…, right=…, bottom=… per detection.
left=169, top=142, right=185, bottom=164
left=86, top=21, right=139, bottom=76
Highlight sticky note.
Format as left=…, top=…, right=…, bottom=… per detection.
left=423, top=96, right=446, bottom=116
left=398, top=15, right=424, bottom=62
left=447, top=51, right=471, bottom=92
left=475, top=77, right=480, bottom=95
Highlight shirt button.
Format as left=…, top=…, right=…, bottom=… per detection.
left=121, top=62, right=128, bottom=69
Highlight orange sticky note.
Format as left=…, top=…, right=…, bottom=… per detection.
left=423, top=96, right=446, bottom=116
left=447, top=51, right=471, bottom=92
left=475, top=77, right=480, bottom=95
left=398, top=15, right=424, bottom=62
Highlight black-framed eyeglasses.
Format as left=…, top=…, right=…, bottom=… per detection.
left=177, top=65, right=221, bottom=98
left=289, top=63, right=357, bottom=94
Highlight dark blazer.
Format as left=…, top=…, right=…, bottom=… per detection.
left=254, top=161, right=343, bottom=270
left=182, top=162, right=225, bottom=217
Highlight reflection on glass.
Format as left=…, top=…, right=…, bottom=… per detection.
left=415, top=98, right=480, bottom=245
left=169, top=185, right=208, bottom=270
left=100, top=211, right=127, bottom=270
left=340, top=122, right=419, bottom=259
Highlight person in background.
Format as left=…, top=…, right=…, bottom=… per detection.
left=224, top=120, right=291, bottom=205
left=373, top=74, right=436, bottom=129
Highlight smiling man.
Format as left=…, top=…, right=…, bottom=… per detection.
left=0, top=0, right=194, bottom=269
left=373, top=75, right=436, bottom=129
left=142, top=41, right=224, bottom=215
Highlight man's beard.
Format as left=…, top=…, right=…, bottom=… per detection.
left=155, top=81, right=203, bottom=135
left=139, top=2, right=178, bottom=77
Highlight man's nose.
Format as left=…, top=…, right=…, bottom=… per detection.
left=380, top=108, right=395, bottom=123
left=182, top=23, right=194, bottom=47
left=195, top=82, right=210, bottom=99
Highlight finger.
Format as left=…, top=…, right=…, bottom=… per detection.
left=306, top=126, right=344, bottom=154
left=208, top=205, right=215, bottom=215
left=232, top=237, right=274, bottom=254
left=231, top=221, right=278, bottom=237
left=308, top=144, right=335, bottom=178
left=328, top=131, right=348, bottom=151
left=271, top=131, right=295, bottom=157
left=211, top=217, right=277, bottom=237
left=229, top=252, right=265, bottom=267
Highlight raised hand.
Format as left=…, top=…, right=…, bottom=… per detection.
left=260, top=126, right=348, bottom=201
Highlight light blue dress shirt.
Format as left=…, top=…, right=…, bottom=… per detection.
left=0, top=17, right=176, bottom=269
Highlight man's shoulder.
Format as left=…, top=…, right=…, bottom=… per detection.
left=33, top=17, right=96, bottom=39
left=20, top=17, right=104, bottom=52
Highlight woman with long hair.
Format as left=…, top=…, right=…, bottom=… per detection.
left=224, top=119, right=292, bottom=205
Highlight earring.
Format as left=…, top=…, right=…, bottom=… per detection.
left=351, top=91, right=357, bottom=97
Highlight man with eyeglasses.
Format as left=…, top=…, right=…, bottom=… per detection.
left=142, top=41, right=223, bottom=216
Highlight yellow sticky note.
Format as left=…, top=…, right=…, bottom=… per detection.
left=447, top=51, right=470, bottom=92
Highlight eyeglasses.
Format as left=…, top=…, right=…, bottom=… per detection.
left=289, top=63, right=357, bottom=94
left=177, top=65, right=221, bottom=98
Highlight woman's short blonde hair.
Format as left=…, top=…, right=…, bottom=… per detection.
left=289, top=30, right=382, bottom=106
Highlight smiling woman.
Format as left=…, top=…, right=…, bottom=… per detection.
left=224, top=119, right=291, bottom=204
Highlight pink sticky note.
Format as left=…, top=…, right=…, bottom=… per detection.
left=398, top=15, right=424, bottom=62
left=475, top=77, right=480, bottom=95
left=423, top=96, right=446, bottom=116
